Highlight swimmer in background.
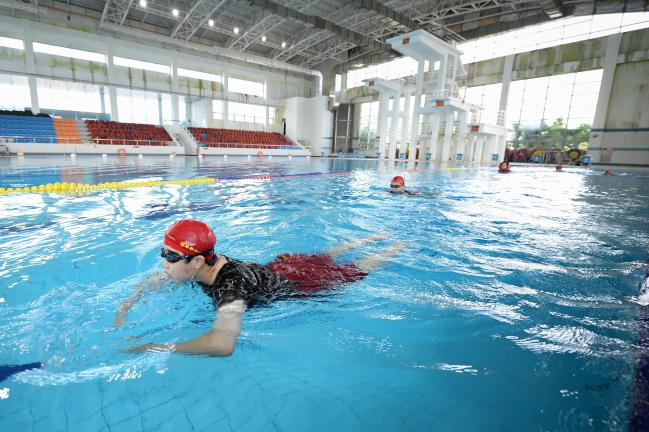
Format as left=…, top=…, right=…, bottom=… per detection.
left=116, top=219, right=404, bottom=356
left=603, top=169, right=614, bottom=176
left=555, top=165, right=563, bottom=172
left=498, top=161, right=511, bottom=174
left=389, top=176, right=417, bottom=195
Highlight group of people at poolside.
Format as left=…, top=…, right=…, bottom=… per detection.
left=498, top=160, right=615, bottom=175
left=116, top=176, right=413, bottom=356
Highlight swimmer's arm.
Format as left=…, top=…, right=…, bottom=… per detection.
left=121, top=300, right=246, bottom=357
left=114, top=272, right=167, bottom=327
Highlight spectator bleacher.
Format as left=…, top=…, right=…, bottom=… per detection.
left=0, top=114, right=58, bottom=143
left=85, top=120, right=172, bottom=146
left=188, top=127, right=297, bottom=149
left=53, top=118, right=82, bottom=144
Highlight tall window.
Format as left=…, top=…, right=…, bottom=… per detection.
left=506, top=69, right=602, bottom=149
left=212, top=100, right=224, bottom=120
left=358, top=101, right=379, bottom=150
left=37, top=78, right=105, bottom=113
left=228, top=101, right=265, bottom=124
left=116, top=88, right=160, bottom=124
left=228, top=77, right=264, bottom=98
left=0, top=74, right=30, bottom=111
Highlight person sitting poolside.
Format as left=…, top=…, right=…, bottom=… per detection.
left=389, top=176, right=417, bottom=195
left=116, top=219, right=404, bottom=356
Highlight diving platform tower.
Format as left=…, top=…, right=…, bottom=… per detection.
left=362, top=78, right=411, bottom=160
left=384, top=29, right=507, bottom=163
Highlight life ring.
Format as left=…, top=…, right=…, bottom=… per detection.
left=257, top=150, right=264, bottom=158
left=117, top=148, right=127, bottom=156
left=498, top=161, right=510, bottom=173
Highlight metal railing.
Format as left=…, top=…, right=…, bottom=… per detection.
left=0, top=135, right=175, bottom=146
left=201, top=142, right=299, bottom=150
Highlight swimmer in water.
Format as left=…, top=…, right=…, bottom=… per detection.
left=117, top=219, right=404, bottom=356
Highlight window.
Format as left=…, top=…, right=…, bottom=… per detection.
left=178, top=68, right=222, bottom=83
left=33, top=42, right=105, bottom=63
left=228, top=77, right=264, bottom=97
left=0, top=36, right=24, bottom=50
left=116, top=88, right=160, bottom=124
left=212, top=100, right=223, bottom=120
left=0, top=74, right=30, bottom=111
left=268, top=107, right=277, bottom=126
left=228, top=101, right=265, bottom=124
left=358, top=101, right=379, bottom=150
left=37, top=78, right=105, bottom=113
left=113, top=56, right=170, bottom=74
left=458, top=12, right=649, bottom=63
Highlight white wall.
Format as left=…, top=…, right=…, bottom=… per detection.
left=282, top=96, right=333, bottom=156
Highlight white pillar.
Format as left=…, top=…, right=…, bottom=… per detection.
left=396, top=92, right=411, bottom=160
left=106, top=44, right=119, bottom=121
left=474, top=135, right=485, bottom=163
left=440, top=111, right=454, bottom=162
left=22, top=24, right=39, bottom=114
left=498, top=55, right=515, bottom=126
left=428, top=115, right=440, bottom=161
left=171, top=56, right=180, bottom=122
left=388, top=95, right=399, bottom=160
left=376, top=92, right=389, bottom=158
left=455, top=111, right=468, bottom=161
left=408, top=60, right=425, bottom=161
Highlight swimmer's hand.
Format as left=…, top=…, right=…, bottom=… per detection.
left=119, top=342, right=175, bottom=353
left=114, top=272, right=168, bottom=328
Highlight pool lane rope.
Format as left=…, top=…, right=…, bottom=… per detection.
left=0, top=171, right=353, bottom=195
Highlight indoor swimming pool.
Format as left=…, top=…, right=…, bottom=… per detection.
left=0, top=156, right=648, bottom=431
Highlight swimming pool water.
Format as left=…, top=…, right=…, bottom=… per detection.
left=0, top=156, right=648, bottom=431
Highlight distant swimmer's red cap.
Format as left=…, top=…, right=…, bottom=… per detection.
left=391, top=176, right=405, bottom=185
left=164, top=219, right=216, bottom=258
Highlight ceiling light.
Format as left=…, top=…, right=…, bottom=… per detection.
left=281, top=41, right=286, bottom=48
left=233, top=27, right=239, bottom=34
left=208, top=19, right=214, bottom=27
left=261, top=35, right=267, bottom=42
left=172, top=8, right=179, bottom=17
left=139, top=0, right=146, bottom=7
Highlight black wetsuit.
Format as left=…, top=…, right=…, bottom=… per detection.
left=198, top=256, right=296, bottom=308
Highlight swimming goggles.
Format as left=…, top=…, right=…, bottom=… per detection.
left=390, top=184, right=403, bottom=188
left=160, top=247, right=199, bottom=263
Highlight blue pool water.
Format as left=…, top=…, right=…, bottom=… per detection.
left=0, top=156, right=648, bottom=431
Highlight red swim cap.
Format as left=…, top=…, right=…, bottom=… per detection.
left=391, top=176, right=405, bottom=185
left=164, top=219, right=216, bottom=257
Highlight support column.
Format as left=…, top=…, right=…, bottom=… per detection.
left=99, top=86, right=106, bottom=116
left=223, top=70, right=230, bottom=128
left=388, top=95, right=399, bottom=160
left=428, top=115, right=440, bottom=161
left=396, top=92, right=410, bottom=160
left=440, top=111, right=454, bottom=162
left=474, top=135, right=485, bottom=163
left=498, top=55, right=515, bottom=126
left=171, top=56, right=180, bottom=122
left=22, top=24, right=39, bottom=114
left=106, top=44, right=119, bottom=121
left=408, top=59, right=425, bottom=161
left=455, top=111, right=468, bottom=161
left=376, top=92, right=389, bottom=158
